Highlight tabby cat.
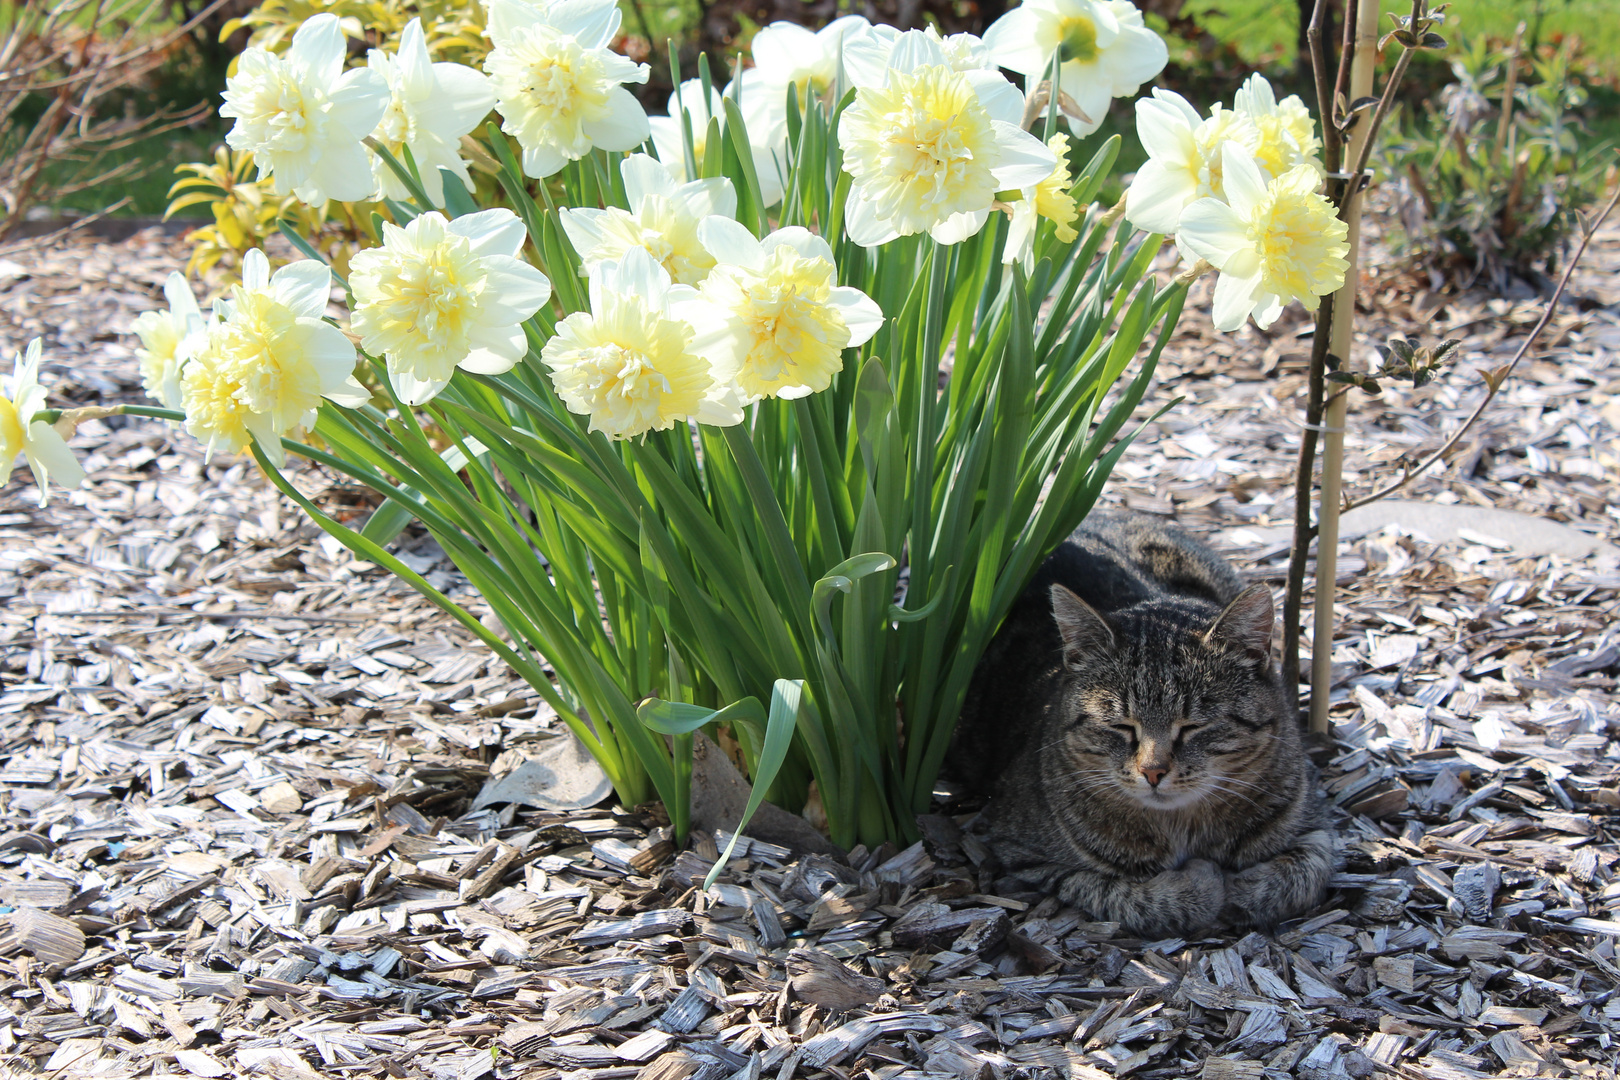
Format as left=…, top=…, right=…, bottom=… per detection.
left=948, top=511, right=1334, bottom=938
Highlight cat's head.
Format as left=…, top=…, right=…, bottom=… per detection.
left=1047, top=582, right=1293, bottom=811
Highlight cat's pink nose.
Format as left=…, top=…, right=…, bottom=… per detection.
left=1141, top=766, right=1167, bottom=787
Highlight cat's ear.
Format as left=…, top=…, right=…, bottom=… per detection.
left=1051, top=585, right=1114, bottom=669
left=1204, top=584, right=1275, bottom=668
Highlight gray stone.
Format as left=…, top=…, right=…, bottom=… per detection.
left=472, top=732, right=612, bottom=811
left=1224, top=500, right=1617, bottom=560
left=688, top=733, right=844, bottom=857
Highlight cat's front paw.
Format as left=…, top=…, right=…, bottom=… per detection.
left=1127, top=859, right=1226, bottom=937
left=1172, top=858, right=1227, bottom=911
left=1221, top=831, right=1335, bottom=929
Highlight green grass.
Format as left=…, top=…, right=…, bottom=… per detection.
left=1179, top=0, right=1620, bottom=79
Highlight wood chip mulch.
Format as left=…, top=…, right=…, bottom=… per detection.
left=0, top=212, right=1619, bottom=1080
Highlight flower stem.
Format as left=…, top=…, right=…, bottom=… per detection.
left=117, top=404, right=186, bottom=422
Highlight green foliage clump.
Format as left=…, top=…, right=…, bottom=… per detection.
left=1377, top=34, right=1609, bottom=292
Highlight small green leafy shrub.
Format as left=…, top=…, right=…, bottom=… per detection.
left=1378, top=33, right=1607, bottom=292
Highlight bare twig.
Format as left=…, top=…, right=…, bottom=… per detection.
left=1338, top=181, right=1620, bottom=515
left=1282, top=277, right=1336, bottom=695
left=1308, top=0, right=1341, bottom=174
left=1344, top=48, right=1418, bottom=185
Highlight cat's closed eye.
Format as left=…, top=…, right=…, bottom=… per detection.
left=1108, top=724, right=1137, bottom=745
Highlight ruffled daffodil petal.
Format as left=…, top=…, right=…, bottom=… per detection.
left=839, top=59, right=1055, bottom=247
left=1004, top=132, right=1081, bottom=267
left=1126, top=89, right=1261, bottom=235
left=484, top=0, right=649, bottom=179
left=541, top=246, right=720, bottom=439
left=350, top=209, right=552, bottom=405
left=687, top=221, right=883, bottom=401
left=1232, top=73, right=1322, bottom=177
left=1177, top=145, right=1349, bottom=332
left=561, top=155, right=737, bottom=286
left=367, top=18, right=497, bottom=205
left=181, top=250, right=368, bottom=464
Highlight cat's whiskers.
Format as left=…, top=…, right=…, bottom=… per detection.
left=1199, top=778, right=1268, bottom=812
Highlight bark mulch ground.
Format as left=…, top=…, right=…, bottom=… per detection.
left=0, top=216, right=1618, bottom=1079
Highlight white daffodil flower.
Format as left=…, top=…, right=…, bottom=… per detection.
left=541, top=246, right=728, bottom=439
left=731, top=15, right=873, bottom=151
left=221, top=13, right=390, bottom=204
left=686, top=219, right=884, bottom=401
left=367, top=18, right=497, bottom=206
left=560, top=154, right=736, bottom=286
left=982, top=0, right=1167, bottom=136
left=131, top=272, right=205, bottom=410
left=484, top=0, right=650, bottom=179
left=1, top=339, right=85, bottom=506
left=1177, top=144, right=1349, bottom=332
left=182, top=250, right=370, bottom=465
left=648, top=79, right=786, bottom=206
left=838, top=31, right=1057, bottom=248
left=1002, top=132, right=1081, bottom=268
left=1125, top=88, right=1259, bottom=236
left=842, top=23, right=995, bottom=89
left=1232, top=73, right=1323, bottom=178
left=349, top=209, right=553, bottom=405
left=747, top=15, right=872, bottom=108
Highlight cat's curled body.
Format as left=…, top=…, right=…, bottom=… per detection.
left=948, top=512, right=1334, bottom=938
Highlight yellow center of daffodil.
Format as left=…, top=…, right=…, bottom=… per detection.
left=1251, top=120, right=1296, bottom=177
left=181, top=350, right=254, bottom=457
left=230, top=54, right=319, bottom=156
left=543, top=295, right=710, bottom=439
left=1058, top=15, right=1101, bottom=62
left=1033, top=132, right=1080, bottom=243
left=218, top=290, right=325, bottom=433
left=1245, top=165, right=1349, bottom=308
left=840, top=64, right=999, bottom=236
left=1191, top=108, right=1251, bottom=200
left=376, top=93, right=417, bottom=151
left=491, top=29, right=614, bottom=159
left=591, top=195, right=716, bottom=287
left=352, top=232, right=487, bottom=384
left=705, top=246, right=850, bottom=400
left=1249, top=98, right=1321, bottom=178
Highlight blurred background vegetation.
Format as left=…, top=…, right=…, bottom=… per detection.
left=2, top=0, right=1613, bottom=289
